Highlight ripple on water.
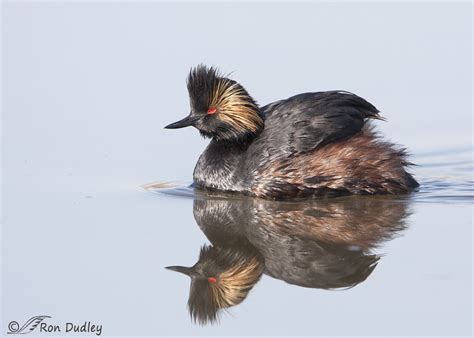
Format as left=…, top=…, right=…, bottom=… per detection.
left=142, top=181, right=195, bottom=198
left=411, top=146, right=473, bottom=204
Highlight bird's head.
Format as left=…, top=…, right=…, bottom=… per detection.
left=166, top=244, right=263, bottom=325
left=165, top=65, right=264, bottom=142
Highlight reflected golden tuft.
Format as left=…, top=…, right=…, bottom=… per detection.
left=209, top=256, right=263, bottom=309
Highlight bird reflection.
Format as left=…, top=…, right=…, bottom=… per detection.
left=166, top=193, right=411, bottom=324
left=166, top=243, right=263, bottom=324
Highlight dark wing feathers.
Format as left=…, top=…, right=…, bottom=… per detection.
left=261, top=91, right=381, bottom=154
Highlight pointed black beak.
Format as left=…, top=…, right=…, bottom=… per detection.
left=165, top=265, right=195, bottom=277
left=164, top=114, right=196, bottom=129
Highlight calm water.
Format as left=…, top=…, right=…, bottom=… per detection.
left=4, top=145, right=472, bottom=336
left=141, top=148, right=473, bottom=334
left=3, top=2, right=472, bottom=337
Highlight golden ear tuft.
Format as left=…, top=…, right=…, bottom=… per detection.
left=210, top=78, right=264, bottom=137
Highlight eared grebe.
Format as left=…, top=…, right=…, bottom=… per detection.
left=165, top=65, right=419, bottom=199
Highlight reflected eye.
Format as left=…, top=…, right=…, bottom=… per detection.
left=207, top=107, right=217, bottom=115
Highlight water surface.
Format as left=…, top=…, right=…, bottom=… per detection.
left=142, top=146, right=473, bottom=332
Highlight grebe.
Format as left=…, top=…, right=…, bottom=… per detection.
left=165, top=65, right=418, bottom=199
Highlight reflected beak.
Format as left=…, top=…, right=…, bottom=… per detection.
left=164, top=114, right=196, bottom=129
left=165, top=265, right=195, bottom=277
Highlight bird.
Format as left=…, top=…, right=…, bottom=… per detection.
left=165, top=65, right=419, bottom=199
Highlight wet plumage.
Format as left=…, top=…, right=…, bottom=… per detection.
left=165, top=65, right=419, bottom=199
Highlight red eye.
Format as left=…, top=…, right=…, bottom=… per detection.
left=207, top=277, right=217, bottom=283
left=207, top=107, right=217, bottom=114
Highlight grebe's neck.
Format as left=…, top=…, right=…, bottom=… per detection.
left=194, top=138, right=250, bottom=193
